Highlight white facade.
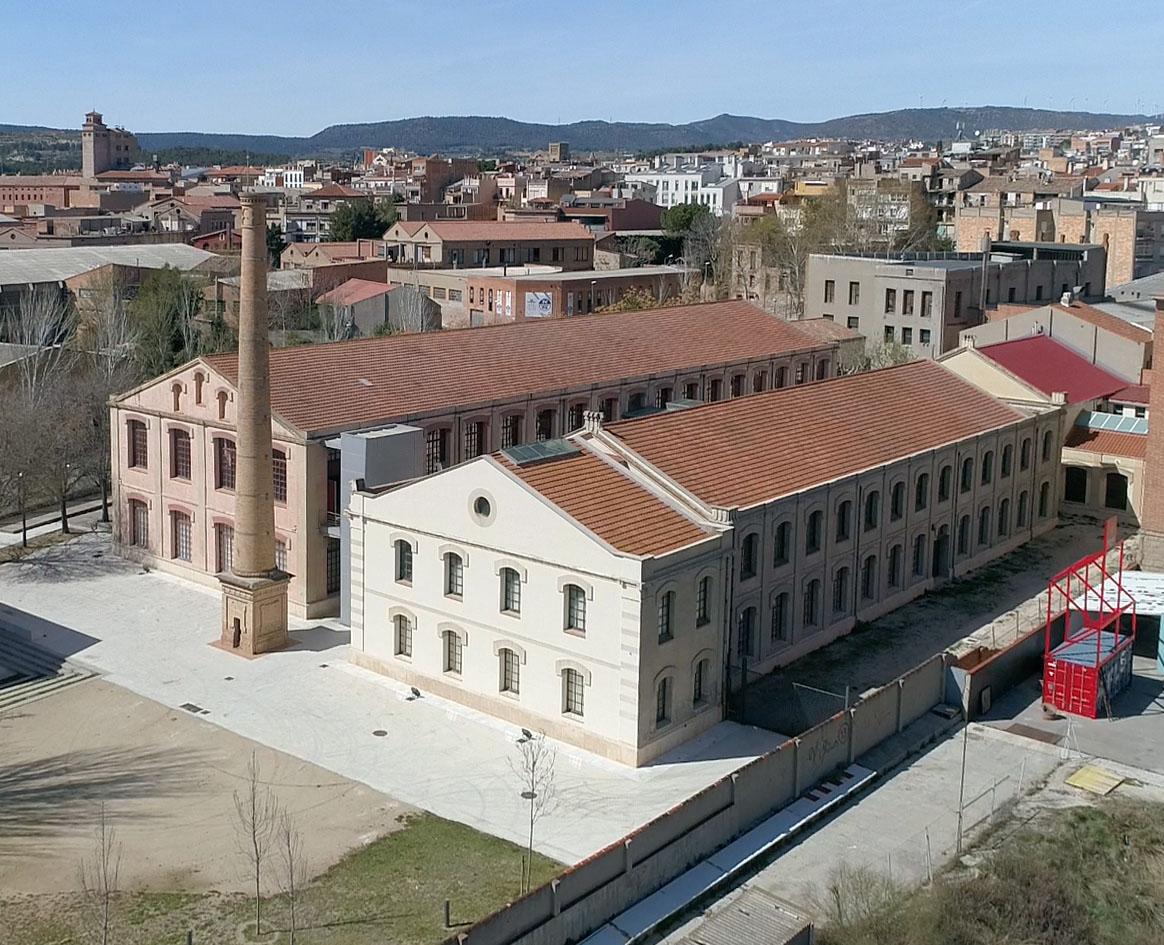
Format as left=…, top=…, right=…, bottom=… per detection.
left=347, top=459, right=728, bottom=766
left=260, top=167, right=305, bottom=189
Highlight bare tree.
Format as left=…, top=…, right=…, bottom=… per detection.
left=232, top=751, right=281, bottom=935
left=393, top=284, right=431, bottom=334
left=509, top=733, right=557, bottom=893
left=317, top=301, right=355, bottom=342
left=40, top=376, right=92, bottom=534
left=683, top=213, right=732, bottom=298
left=78, top=802, right=122, bottom=945
left=275, top=809, right=309, bottom=945
left=5, top=286, right=76, bottom=409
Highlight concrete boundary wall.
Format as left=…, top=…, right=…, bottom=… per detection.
left=950, top=614, right=1067, bottom=720
left=445, top=653, right=951, bottom=945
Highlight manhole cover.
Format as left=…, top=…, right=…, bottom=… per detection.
left=372, top=730, right=387, bottom=737
left=1005, top=722, right=1062, bottom=745
left=179, top=702, right=204, bottom=714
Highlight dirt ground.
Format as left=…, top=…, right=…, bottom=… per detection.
left=0, top=678, right=410, bottom=896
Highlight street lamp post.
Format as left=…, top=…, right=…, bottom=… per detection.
left=18, top=471, right=26, bottom=548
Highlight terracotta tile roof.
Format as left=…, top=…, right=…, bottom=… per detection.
left=308, top=183, right=364, bottom=199
left=1110, top=383, right=1150, bottom=405
left=202, top=300, right=829, bottom=435
left=420, top=221, right=593, bottom=242
left=315, top=278, right=395, bottom=306
left=607, top=361, right=1023, bottom=510
left=1063, top=427, right=1146, bottom=459
left=505, top=451, right=712, bottom=557
left=976, top=335, right=1127, bottom=403
left=794, top=318, right=862, bottom=342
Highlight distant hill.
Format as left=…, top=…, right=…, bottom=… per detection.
left=11, top=106, right=1151, bottom=161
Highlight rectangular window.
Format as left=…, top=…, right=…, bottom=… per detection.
left=326, top=538, right=341, bottom=594
left=567, top=404, right=585, bottom=431
left=215, top=438, right=236, bottom=490
left=921, top=291, right=933, bottom=317
left=275, top=539, right=288, bottom=572
left=216, top=523, right=234, bottom=573
left=655, top=677, right=671, bottom=726
left=171, top=510, right=191, bottom=561
left=502, top=568, right=521, bottom=614
left=902, top=327, right=913, bottom=345
left=954, top=291, right=963, bottom=318
left=463, top=420, right=485, bottom=459
left=426, top=427, right=449, bottom=473
left=902, top=290, right=914, bottom=315
left=884, top=326, right=895, bottom=343
left=501, top=648, right=520, bottom=693
left=601, top=398, right=617, bottom=422
left=658, top=592, right=674, bottom=642
left=848, top=281, right=860, bottom=305
left=394, top=614, right=413, bottom=657
left=655, top=387, right=673, bottom=408
left=501, top=415, right=522, bottom=448
left=696, top=576, right=710, bottom=626
left=129, top=499, right=149, bottom=548
left=535, top=409, right=554, bottom=442
left=920, top=329, right=931, bottom=344
left=170, top=429, right=191, bottom=479
left=128, top=419, right=148, bottom=469
left=444, top=631, right=463, bottom=674
left=272, top=450, right=287, bottom=503
left=824, top=279, right=835, bottom=303
left=693, top=660, right=706, bottom=704
left=884, top=288, right=896, bottom=313
left=566, top=585, right=586, bottom=632
left=445, top=554, right=463, bottom=597
left=448, top=288, right=462, bottom=302
left=847, top=316, right=859, bottom=330
left=564, top=668, right=584, bottom=716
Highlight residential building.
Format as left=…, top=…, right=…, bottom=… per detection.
left=346, top=360, right=1060, bottom=764
left=803, top=242, right=1107, bottom=357
left=558, top=196, right=663, bottom=233
left=381, top=220, right=595, bottom=270
left=110, top=301, right=842, bottom=620
left=281, top=184, right=366, bottom=242
left=314, top=278, right=441, bottom=336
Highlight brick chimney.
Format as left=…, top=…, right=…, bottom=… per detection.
left=1139, top=297, right=1164, bottom=571
left=218, top=193, right=290, bottom=655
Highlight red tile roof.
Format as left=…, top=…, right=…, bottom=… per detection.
left=795, top=318, right=862, bottom=342
left=1109, top=384, right=1150, bottom=405
left=201, top=300, right=831, bottom=435
left=308, top=183, right=364, bottom=199
left=976, top=335, right=1127, bottom=404
left=315, top=278, right=395, bottom=306
left=607, top=360, right=1023, bottom=510
left=1063, top=427, right=1146, bottom=459
left=505, top=451, right=712, bottom=557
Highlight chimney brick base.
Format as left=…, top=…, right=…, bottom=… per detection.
left=219, top=572, right=290, bottom=656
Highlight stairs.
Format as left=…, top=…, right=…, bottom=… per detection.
left=0, top=632, right=94, bottom=714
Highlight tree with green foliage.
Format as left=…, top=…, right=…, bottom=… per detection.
left=266, top=225, right=287, bottom=268
left=661, top=201, right=711, bottom=236
left=130, top=267, right=229, bottom=377
left=327, top=198, right=399, bottom=242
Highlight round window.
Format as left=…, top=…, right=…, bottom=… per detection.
left=474, top=496, right=491, bottom=518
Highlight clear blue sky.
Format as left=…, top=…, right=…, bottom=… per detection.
left=4, top=0, right=1161, bottom=135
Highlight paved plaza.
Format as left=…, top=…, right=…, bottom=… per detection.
left=0, top=532, right=784, bottom=865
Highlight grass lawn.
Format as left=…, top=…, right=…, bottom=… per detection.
left=817, top=800, right=1164, bottom=945
left=0, top=813, right=561, bottom=945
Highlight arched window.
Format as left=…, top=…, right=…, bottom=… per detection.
left=500, top=567, right=521, bottom=614
left=217, top=389, right=228, bottom=421
left=981, top=450, right=994, bottom=485
left=740, top=532, right=760, bottom=579
left=395, top=540, right=413, bottom=583
left=696, top=575, right=712, bottom=626
left=864, top=490, right=880, bottom=531
left=658, top=590, right=675, bottom=642
left=272, top=449, right=287, bottom=503
left=912, top=533, right=927, bottom=576
left=888, top=544, right=903, bottom=588
left=1001, top=443, right=1013, bottom=478
left=861, top=554, right=878, bottom=600
left=499, top=647, right=520, bottom=694
left=128, top=499, right=148, bottom=548
left=170, top=428, right=191, bottom=480
left=170, top=510, right=191, bottom=561
left=803, top=579, right=821, bottom=627
left=1020, top=437, right=1032, bottom=471
left=194, top=371, right=205, bottom=405
left=1017, top=490, right=1030, bottom=527
left=915, top=473, right=930, bottom=511
left=832, top=566, right=850, bottom=613
left=394, top=614, right=413, bottom=657
left=836, top=500, right=852, bottom=541
left=737, top=607, right=757, bottom=657
left=806, top=510, right=823, bottom=554
left=444, top=552, right=463, bottom=597
left=563, top=668, right=585, bottom=716
left=978, top=506, right=991, bottom=545
left=171, top=382, right=182, bottom=412
left=1038, top=481, right=1051, bottom=518
left=890, top=481, right=905, bottom=521
left=655, top=676, right=673, bottom=727
left=957, top=514, right=971, bottom=556
left=774, top=521, right=791, bottom=565
left=998, top=498, right=1011, bottom=537
left=442, top=629, right=463, bottom=675
left=938, top=465, right=952, bottom=502
left=1042, top=430, right=1054, bottom=462
left=1105, top=472, right=1129, bottom=511
left=693, top=657, right=710, bottom=704
left=565, top=583, right=586, bottom=632
left=771, top=592, right=790, bottom=642
left=960, top=457, right=974, bottom=494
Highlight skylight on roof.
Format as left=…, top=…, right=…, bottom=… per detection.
left=1079, top=410, right=1147, bottom=435
left=503, top=439, right=580, bottom=467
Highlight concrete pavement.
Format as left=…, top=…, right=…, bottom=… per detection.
left=0, top=531, right=785, bottom=865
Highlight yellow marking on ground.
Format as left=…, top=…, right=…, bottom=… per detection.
left=1066, top=764, right=1124, bottom=796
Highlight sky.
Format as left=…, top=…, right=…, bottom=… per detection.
left=4, top=0, right=1162, bottom=136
